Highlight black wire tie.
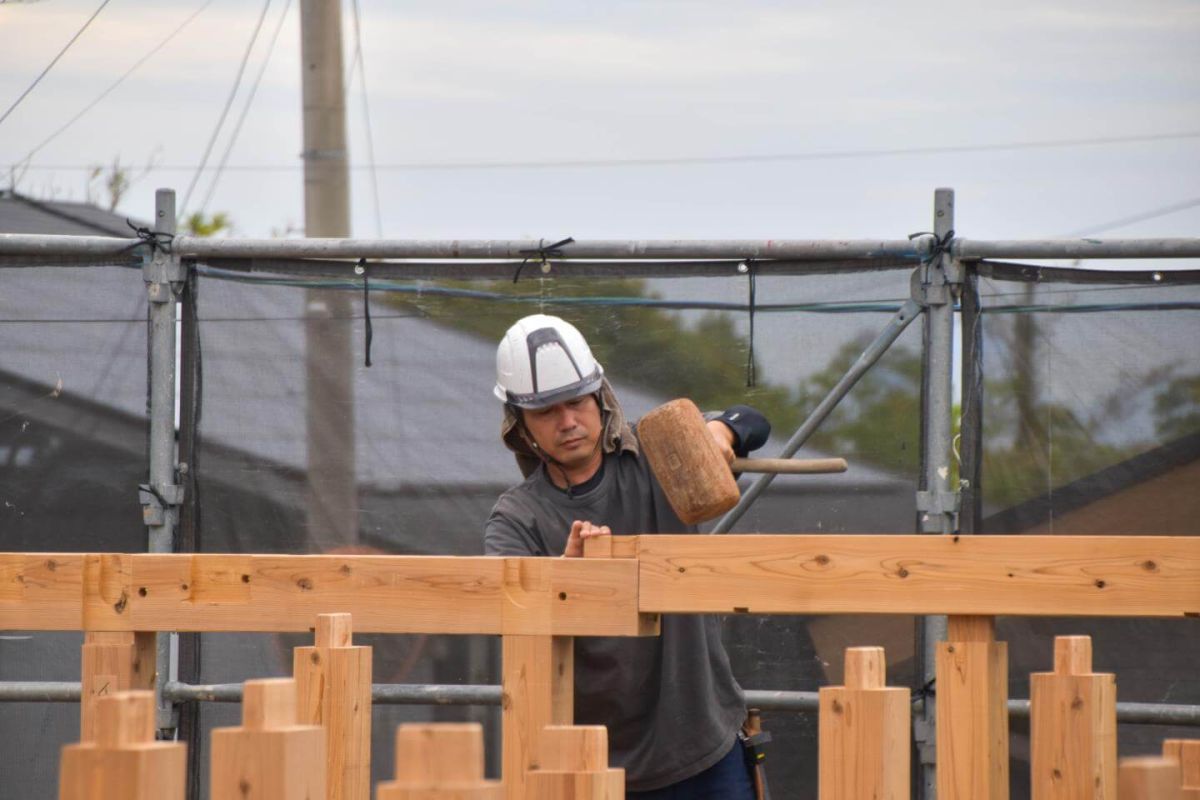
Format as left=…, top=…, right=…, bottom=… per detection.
left=908, top=229, right=955, bottom=264
left=359, top=258, right=373, bottom=367
left=514, top=236, right=575, bottom=283
left=127, top=219, right=175, bottom=254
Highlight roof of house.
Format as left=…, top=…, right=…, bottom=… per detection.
left=982, top=430, right=1200, bottom=533
left=1, top=194, right=904, bottom=493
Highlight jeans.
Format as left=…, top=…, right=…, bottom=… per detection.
left=627, top=740, right=756, bottom=800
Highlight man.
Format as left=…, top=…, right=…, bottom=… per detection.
left=484, top=314, right=770, bottom=798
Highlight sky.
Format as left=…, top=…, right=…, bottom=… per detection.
left=1, top=0, right=1198, bottom=247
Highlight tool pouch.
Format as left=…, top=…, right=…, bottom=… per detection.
left=739, top=709, right=772, bottom=800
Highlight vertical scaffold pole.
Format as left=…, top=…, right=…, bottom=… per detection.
left=915, top=187, right=960, bottom=798
left=142, top=188, right=184, bottom=735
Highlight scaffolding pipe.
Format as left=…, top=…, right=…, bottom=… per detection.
left=144, top=189, right=181, bottom=735
left=916, top=188, right=957, bottom=799
left=955, top=237, right=1200, bottom=260
left=3, top=232, right=1200, bottom=261
left=711, top=297, right=923, bottom=533
left=3, top=681, right=1198, bottom=725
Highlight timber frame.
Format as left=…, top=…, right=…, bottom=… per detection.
left=3, top=534, right=1197, bottom=798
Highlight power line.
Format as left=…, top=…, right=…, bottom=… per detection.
left=12, top=0, right=217, bottom=175
left=178, top=0, right=273, bottom=222
left=198, top=0, right=293, bottom=215
left=1063, top=196, right=1200, bottom=237
left=349, top=0, right=382, bottom=237
left=14, top=130, right=1200, bottom=175
left=0, top=0, right=112, bottom=130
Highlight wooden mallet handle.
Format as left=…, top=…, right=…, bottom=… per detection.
left=731, top=457, right=847, bottom=474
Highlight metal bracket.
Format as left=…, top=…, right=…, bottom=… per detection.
left=909, top=233, right=963, bottom=307
left=139, top=483, right=185, bottom=527
left=142, top=250, right=186, bottom=304
left=916, top=489, right=961, bottom=516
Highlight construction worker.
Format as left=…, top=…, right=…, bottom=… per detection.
left=485, top=314, right=769, bottom=798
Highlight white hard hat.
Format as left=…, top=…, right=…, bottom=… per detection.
left=494, top=314, right=604, bottom=409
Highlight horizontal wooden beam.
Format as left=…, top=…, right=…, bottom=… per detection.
left=0, top=554, right=656, bottom=637
left=630, top=535, right=1200, bottom=617
left=3, top=535, right=1196, bottom=633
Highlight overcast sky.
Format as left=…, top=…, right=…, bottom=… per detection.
left=1, top=0, right=1197, bottom=246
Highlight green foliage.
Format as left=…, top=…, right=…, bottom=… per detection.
left=1154, top=370, right=1200, bottom=440
left=790, top=333, right=922, bottom=476
left=182, top=211, right=232, bottom=237
left=402, top=281, right=1200, bottom=516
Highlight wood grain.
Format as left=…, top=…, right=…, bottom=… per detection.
left=527, top=726, right=623, bottom=800
left=502, top=635, right=573, bottom=800
left=632, top=534, right=1200, bottom=616
left=937, top=616, right=1008, bottom=800
left=294, top=614, right=371, bottom=800
left=1119, top=757, right=1182, bottom=800
left=209, top=679, right=326, bottom=800
left=378, top=723, right=502, bottom=799
left=59, top=692, right=185, bottom=800
left=818, top=647, right=909, bottom=799
left=1030, top=636, right=1117, bottom=799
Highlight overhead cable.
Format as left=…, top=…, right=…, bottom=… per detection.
left=0, top=0, right=113, bottom=130
left=15, top=130, right=1200, bottom=175
left=12, top=0, right=217, bottom=174
left=348, top=0, right=383, bottom=237
left=197, top=0, right=293, bottom=215
left=1063, top=196, right=1200, bottom=237
left=178, top=0, right=273, bottom=222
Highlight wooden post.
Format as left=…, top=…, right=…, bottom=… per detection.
left=80, top=630, right=155, bottom=740
left=1030, top=636, right=1117, bottom=799
left=526, top=725, right=624, bottom=799
left=377, top=723, right=502, bottom=799
left=210, top=678, right=325, bottom=800
left=1119, top=756, right=1182, bottom=799
left=1164, top=740, right=1200, bottom=798
left=936, top=615, right=1008, bottom=799
left=501, top=634, right=573, bottom=800
left=818, top=646, right=909, bottom=799
left=60, top=690, right=185, bottom=800
left=294, top=613, right=371, bottom=800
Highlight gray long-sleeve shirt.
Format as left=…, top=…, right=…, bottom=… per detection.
left=484, top=415, right=764, bottom=790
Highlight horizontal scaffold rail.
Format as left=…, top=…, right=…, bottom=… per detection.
left=2, top=536, right=1197, bottom=632
left=3, top=232, right=1200, bottom=262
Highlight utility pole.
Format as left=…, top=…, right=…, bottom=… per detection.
left=300, top=0, right=357, bottom=550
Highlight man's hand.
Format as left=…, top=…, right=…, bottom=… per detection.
left=563, top=519, right=611, bottom=558
left=706, top=419, right=736, bottom=465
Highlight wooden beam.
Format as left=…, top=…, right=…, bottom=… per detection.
left=5, top=534, right=1197, bottom=632
left=818, top=647, right=909, bottom=799
left=502, top=635, right=574, bottom=800
left=293, top=614, right=371, bottom=800
left=60, top=692, right=186, bottom=800
left=2, top=553, right=651, bottom=636
left=936, top=616, right=1008, bottom=799
left=1030, top=636, right=1117, bottom=799
left=631, top=535, right=1200, bottom=616
left=80, top=631, right=156, bottom=741
left=0, top=553, right=85, bottom=630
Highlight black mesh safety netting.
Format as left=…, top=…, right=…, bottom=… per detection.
left=970, top=262, right=1200, bottom=793
left=1, top=250, right=1198, bottom=799
left=183, top=264, right=923, bottom=795
left=0, top=263, right=149, bottom=799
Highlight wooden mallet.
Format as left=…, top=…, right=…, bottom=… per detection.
left=638, top=398, right=847, bottom=524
